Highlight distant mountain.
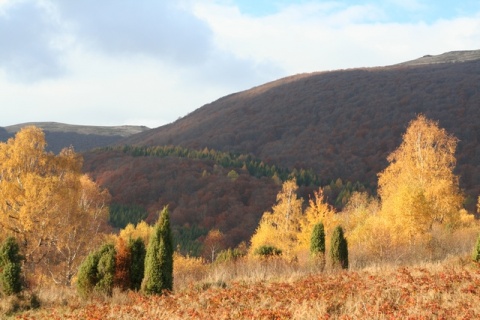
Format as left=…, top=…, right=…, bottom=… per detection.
left=0, top=122, right=150, bottom=153
left=119, top=50, right=480, bottom=198
left=397, top=49, right=480, bottom=66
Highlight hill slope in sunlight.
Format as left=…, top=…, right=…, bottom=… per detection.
left=120, top=50, right=480, bottom=197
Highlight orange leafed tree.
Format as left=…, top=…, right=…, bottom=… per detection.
left=0, top=127, right=110, bottom=285
left=377, top=115, right=464, bottom=243
left=202, top=229, right=226, bottom=262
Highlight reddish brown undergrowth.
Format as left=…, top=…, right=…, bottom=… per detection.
left=13, top=256, right=480, bottom=319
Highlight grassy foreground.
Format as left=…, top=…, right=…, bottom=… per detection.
left=8, top=254, right=480, bottom=320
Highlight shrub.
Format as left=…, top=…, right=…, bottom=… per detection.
left=254, top=245, right=282, bottom=258
left=330, top=226, right=348, bottom=269
left=77, top=243, right=116, bottom=298
left=96, top=244, right=116, bottom=296
left=215, top=248, right=245, bottom=264
left=0, top=237, right=23, bottom=296
left=142, top=206, right=173, bottom=295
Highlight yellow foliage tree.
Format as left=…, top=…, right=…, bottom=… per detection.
left=119, top=220, right=153, bottom=245
left=249, top=179, right=303, bottom=259
left=297, top=189, right=338, bottom=251
left=0, top=127, right=110, bottom=285
left=377, top=115, right=464, bottom=244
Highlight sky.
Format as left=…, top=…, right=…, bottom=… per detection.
left=0, top=0, right=479, bottom=128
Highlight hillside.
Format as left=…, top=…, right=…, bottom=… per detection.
left=119, top=50, right=480, bottom=198
left=81, top=50, right=480, bottom=252
left=0, top=122, right=149, bottom=153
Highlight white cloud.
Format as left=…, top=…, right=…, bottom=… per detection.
left=0, top=0, right=479, bottom=127
left=192, top=1, right=480, bottom=73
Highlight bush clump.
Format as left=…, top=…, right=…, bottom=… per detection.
left=254, top=245, right=282, bottom=258
left=0, top=237, right=23, bottom=296
left=77, top=243, right=116, bottom=298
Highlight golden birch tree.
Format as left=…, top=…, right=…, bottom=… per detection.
left=0, top=127, right=110, bottom=285
left=249, top=179, right=303, bottom=259
left=377, top=115, right=464, bottom=244
left=297, top=189, right=338, bottom=251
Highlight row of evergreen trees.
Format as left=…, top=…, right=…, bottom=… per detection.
left=107, top=145, right=322, bottom=186
left=77, top=207, right=173, bottom=297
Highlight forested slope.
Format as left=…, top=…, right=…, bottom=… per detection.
left=83, top=51, right=480, bottom=250
left=120, top=53, right=480, bottom=198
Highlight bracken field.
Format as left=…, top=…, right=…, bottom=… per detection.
left=10, top=255, right=480, bottom=320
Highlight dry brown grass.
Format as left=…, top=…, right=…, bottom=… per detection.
left=10, top=251, right=480, bottom=319
left=8, top=226, right=480, bottom=319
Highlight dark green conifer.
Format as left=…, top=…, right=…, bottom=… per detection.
left=0, top=237, right=23, bottom=296
left=310, top=222, right=326, bottom=270
left=330, top=225, right=348, bottom=269
left=254, top=245, right=282, bottom=258
left=310, top=222, right=326, bottom=255
left=129, top=237, right=146, bottom=291
left=77, top=243, right=116, bottom=298
left=142, top=206, right=173, bottom=295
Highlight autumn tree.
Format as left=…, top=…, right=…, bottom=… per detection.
left=298, top=189, right=338, bottom=251
left=249, top=179, right=303, bottom=259
left=377, top=115, right=464, bottom=244
left=202, top=229, right=226, bottom=262
left=142, top=207, right=173, bottom=295
left=114, top=237, right=131, bottom=290
left=0, top=127, right=110, bottom=285
left=119, top=221, right=152, bottom=246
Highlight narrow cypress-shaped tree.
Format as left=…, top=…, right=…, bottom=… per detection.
left=472, top=233, right=480, bottom=262
left=330, top=225, right=348, bottom=269
left=129, top=237, right=146, bottom=291
left=310, top=222, right=326, bottom=255
left=310, top=222, right=326, bottom=270
left=142, top=206, right=173, bottom=295
left=0, top=237, right=23, bottom=296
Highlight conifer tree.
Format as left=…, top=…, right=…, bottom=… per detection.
left=129, top=237, right=146, bottom=291
left=142, top=207, right=173, bottom=295
left=330, top=226, right=348, bottom=269
left=0, top=237, right=23, bottom=296
left=310, top=222, right=326, bottom=264
left=77, top=243, right=116, bottom=298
